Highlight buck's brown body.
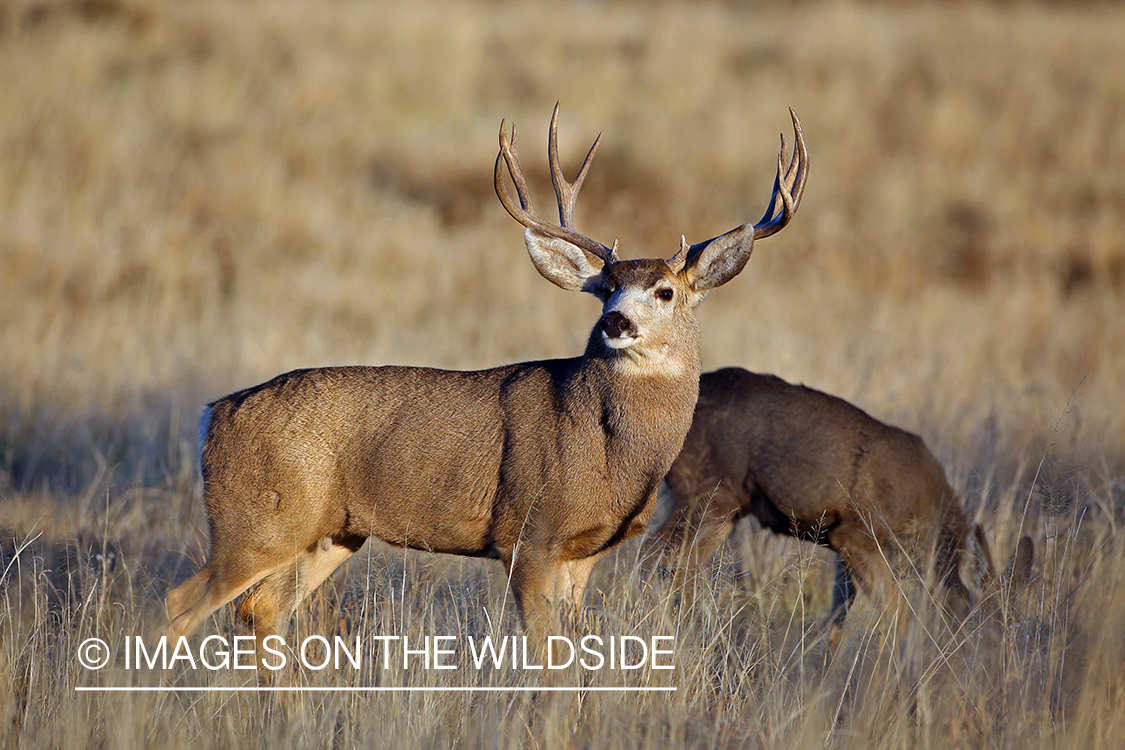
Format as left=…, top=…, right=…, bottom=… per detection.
left=165, top=106, right=808, bottom=662
left=203, top=348, right=697, bottom=572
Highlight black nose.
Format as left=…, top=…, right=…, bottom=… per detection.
left=601, top=311, right=632, bottom=338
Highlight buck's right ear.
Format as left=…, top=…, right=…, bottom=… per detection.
left=524, top=228, right=604, bottom=292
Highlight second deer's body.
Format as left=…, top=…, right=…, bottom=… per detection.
left=654, top=367, right=1030, bottom=634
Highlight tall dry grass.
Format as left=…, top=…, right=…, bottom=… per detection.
left=2, top=0, right=1124, bottom=747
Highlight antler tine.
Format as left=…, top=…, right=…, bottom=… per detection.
left=670, top=109, right=808, bottom=271
left=752, top=108, right=808, bottom=240
left=759, top=132, right=789, bottom=225
left=548, top=102, right=602, bottom=231
left=495, top=106, right=617, bottom=265
left=496, top=121, right=536, bottom=214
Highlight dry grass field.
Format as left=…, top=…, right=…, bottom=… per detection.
left=2, top=0, right=1124, bottom=747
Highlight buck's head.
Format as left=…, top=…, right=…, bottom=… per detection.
left=495, top=104, right=808, bottom=365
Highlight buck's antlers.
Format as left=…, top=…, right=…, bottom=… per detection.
left=669, top=108, right=808, bottom=272
left=495, top=103, right=619, bottom=266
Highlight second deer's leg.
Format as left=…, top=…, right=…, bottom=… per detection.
left=830, top=516, right=910, bottom=647
left=662, top=516, right=734, bottom=607
left=657, top=476, right=741, bottom=581
left=849, top=549, right=909, bottom=647
left=825, top=557, right=858, bottom=653
left=829, top=556, right=859, bottom=620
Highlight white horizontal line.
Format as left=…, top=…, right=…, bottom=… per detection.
left=75, top=686, right=676, bottom=693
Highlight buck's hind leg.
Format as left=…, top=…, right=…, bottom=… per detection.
left=165, top=514, right=322, bottom=644
left=164, top=558, right=285, bottom=644
left=166, top=569, right=209, bottom=633
left=558, top=555, right=599, bottom=610
left=238, top=535, right=363, bottom=666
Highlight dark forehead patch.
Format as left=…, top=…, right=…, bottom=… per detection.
left=605, top=259, right=674, bottom=289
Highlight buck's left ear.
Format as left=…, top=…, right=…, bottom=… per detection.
left=681, top=226, right=756, bottom=292
left=524, top=228, right=604, bottom=292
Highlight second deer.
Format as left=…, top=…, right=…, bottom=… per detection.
left=652, top=367, right=1033, bottom=641
left=165, top=107, right=809, bottom=664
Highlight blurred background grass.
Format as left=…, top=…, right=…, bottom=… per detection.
left=1, top=0, right=1123, bottom=746
left=2, top=0, right=1122, bottom=493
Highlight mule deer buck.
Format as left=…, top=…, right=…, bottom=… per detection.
left=165, top=106, right=809, bottom=663
left=652, top=368, right=1033, bottom=642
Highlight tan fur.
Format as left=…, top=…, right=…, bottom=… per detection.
left=654, top=367, right=1033, bottom=636
left=165, top=109, right=809, bottom=664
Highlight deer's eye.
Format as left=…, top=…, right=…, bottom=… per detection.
left=656, top=288, right=674, bottom=302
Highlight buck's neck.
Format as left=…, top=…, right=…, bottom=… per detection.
left=575, top=321, right=702, bottom=417
left=564, top=323, right=702, bottom=501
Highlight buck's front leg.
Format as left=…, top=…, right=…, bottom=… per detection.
left=556, top=555, right=599, bottom=613
left=506, top=556, right=560, bottom=668
left=509, top=552, right=604, bottom=666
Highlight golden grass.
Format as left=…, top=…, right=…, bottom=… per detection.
left=2, top=0, right=1124, bottom=747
